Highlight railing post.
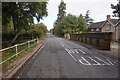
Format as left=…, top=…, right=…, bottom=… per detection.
left=15, top=44, right=18, bottom=57
left=37, top=37, right=38, bottom=44
left=28, top=41, right=30, bottom=49
left=34, top=39, right=35, bottom=45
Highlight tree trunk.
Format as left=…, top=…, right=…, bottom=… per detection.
left=8, top=32, right=20, bottom=47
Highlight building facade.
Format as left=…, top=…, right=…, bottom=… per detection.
left=88, top=15, right=120, bottom=41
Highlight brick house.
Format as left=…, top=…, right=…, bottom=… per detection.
left=88, top=15, right=120, bottom=41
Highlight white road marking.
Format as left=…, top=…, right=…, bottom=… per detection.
left=67, top=49, right=71, bottom=53
left=78, top=49, right=86, bottom=54
left=75, top=49, right=79, bottom=54
left=95, top=57, right=110, bottom=65
left=88, top=57, right=101, bottom=65
left=60, top=42, right=64, bottom=47
left=65, top=48, right=77, bottom=62
left=70, top=50, right=75, bottom=53
left=79, top=57, right=91, bottom=65
left=106, top=59, right=114, bottom=65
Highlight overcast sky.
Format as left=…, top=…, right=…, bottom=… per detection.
left=34, top=0, right=118, bottom=30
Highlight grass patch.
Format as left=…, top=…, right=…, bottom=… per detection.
left=1, top=35, right=46, bottom=67
left=2, top=42, right=37, bottom=67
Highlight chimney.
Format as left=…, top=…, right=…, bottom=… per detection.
left=107, top=15, right=111, bottom=20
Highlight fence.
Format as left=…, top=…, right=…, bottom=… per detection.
left=70, top=32, right=112, bottom=50
left=0, top=38, right=39, bottom=67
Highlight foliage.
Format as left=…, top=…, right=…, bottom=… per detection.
left=53, top=14, right=88, bottom=37
left=2, top=2, right=48, bottom=46
left=53, top=0, right=66, bottom=36
left=78, top=14, right=88, bottom=32
left=84, top=10, right=94, bottom=27
left=111, top=0, right=120, bottom=18
left=27, top=23, right=48, bottom=38
left=53, top=0, right=88, bottom=37
left=2, top=23, right=47, bottom=48
left=57, top=0, right=66, bottom=22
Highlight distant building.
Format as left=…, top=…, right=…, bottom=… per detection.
left=88, top=15, right=120, bottom=41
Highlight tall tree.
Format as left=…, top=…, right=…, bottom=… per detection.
left=111, top=0, right=120, bottom=18
left=2, top=2, right=48, bottom=46
left=53, top=14, right=88, bottom=36
left=78, top=14, right=88, bottom=32
left=84, top=10, right=94, bottom=27
left=57, top=0, right=66, bottom=22
left=53, top=0, right=66, bottom=36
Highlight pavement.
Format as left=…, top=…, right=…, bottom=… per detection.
left=11, top=33, right=118, bottom=78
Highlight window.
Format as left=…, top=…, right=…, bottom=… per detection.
left=105, top=26, right=110, bottom=31
left=91, top=29, right=94, bottom=31
left=96, top=28, right=99, bottom=31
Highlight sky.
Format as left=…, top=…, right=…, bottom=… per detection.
left=34, top=0, right=118, bottom=30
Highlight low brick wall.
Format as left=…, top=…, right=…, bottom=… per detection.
left=70, top=32, right=112, bottom=50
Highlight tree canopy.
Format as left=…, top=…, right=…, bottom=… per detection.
left=53, top=14, right=88, bottom=37
left=2, top=2, right=48, bottom=46
left=57, top=0, right=66, bottom=22
left=84, top=10, right=94, bottom=27
left=78, top=14, right=88, bottom=32
left=111, top=0, right=120, bottom=18
left=27, top=23, right=48, bottom=38
left=53, top=0, right=89, bottom=37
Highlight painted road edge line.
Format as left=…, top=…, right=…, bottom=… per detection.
left=33, top=46, right=44, bottom=58
left=65, top=48, right=78, bottom=62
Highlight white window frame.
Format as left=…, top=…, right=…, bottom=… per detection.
left=96, top=28, right=99, bottom=31
left=91, top=29, right=94, bottom=31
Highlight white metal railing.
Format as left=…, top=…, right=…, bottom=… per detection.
left=0, top=38, right=38, bottom=65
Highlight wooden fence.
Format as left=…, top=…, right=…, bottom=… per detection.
left=70, top=32, right=112, bottom=50
left=0, top=38, right=39, bottom=66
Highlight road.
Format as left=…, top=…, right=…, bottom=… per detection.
left=13, top=33, right=118, bottom=78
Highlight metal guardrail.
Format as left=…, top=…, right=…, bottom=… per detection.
left=0, top=38, right=39, bottom=65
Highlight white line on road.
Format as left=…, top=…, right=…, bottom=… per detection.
left=65, top=48, right=78, bottom=62
left=70, top=50, right=75, bottom=53
left=78, top=49, right=86, bottom=54
left=106, top=59, right=114, bottom=65
left=75, top=49, right=79, bottom=54
left=95, top=57, right=110, bottom=65
left=88, top=57, right=101, bottom=65
left=79, top=57, right=91, bottom=65
left=60, top=42, right=64, bottom=47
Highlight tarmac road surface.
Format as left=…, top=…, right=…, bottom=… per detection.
left=13, top=33, right=118, bottom=78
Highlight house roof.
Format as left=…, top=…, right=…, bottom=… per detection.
left=109, top=19, right=120, bottom=25
left=115, top=20, right=120, bottom=26
left=89, top=19, right=120, bottom=28
left=89, top=21, right=105, bottom=28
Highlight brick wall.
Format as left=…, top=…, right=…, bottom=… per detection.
left=70, top=32, right=112, bottom=50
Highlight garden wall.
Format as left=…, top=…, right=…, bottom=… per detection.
left=70, top=32, right=112, bottom=50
